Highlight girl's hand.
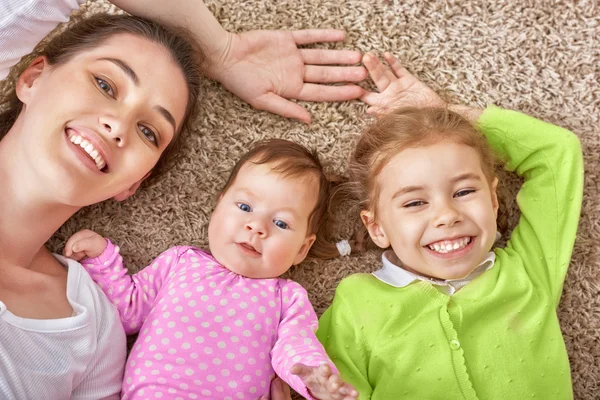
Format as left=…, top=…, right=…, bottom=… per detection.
left=360, top=52, right=446, bottom=114
left=291, top=363, right=359, bottom=400
left=63, top=229, right=107, bottom=261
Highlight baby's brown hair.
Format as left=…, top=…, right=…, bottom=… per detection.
left=220, top=139, right=339, bottom=259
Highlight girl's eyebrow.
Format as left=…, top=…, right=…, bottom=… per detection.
left=451, top=173, right=482, bottom=183
left=392, top=185, right=424, bottom=200
left=98, top=57, right=177, bottom=133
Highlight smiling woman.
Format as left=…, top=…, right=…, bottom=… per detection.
left=0, top=14, right=201, bottom=399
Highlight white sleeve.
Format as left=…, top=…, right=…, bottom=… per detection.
left=0, top=0, right=85, bottom=80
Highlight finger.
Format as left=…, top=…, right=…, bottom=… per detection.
left=301, top=49, right=363, bottom=65
left=362, top=52, right=395, bottom=92
left=252, top=93, right=312, bottom=124
left=290, top=363, right=314, bottom=379
left=291, top=29, right=345, bottom=45
left=63, top=230, right=94, bottom=257
left=304, top=65, right=367, bottom=83
left=269, top=377, right=291, bottom=400
left=359, top=90, right=384, bottom=107
left=69, top=251, right=88, bottom=262
left=296, top=83, right=364, bottom=103
left=383, top=52, right=413, bottom=79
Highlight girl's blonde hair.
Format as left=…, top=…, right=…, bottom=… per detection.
left=336, top=106, right=505, bottom=253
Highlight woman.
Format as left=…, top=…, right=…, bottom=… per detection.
left=0, top=14, right=201, bottom=399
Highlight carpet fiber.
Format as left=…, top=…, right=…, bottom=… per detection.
left=42, top=0, right=599, bottom=398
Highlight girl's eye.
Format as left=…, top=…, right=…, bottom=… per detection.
left=274, top=220, right=288, bottom=230
left=455, top=189, right=476, bottom=198
left=404, top=200, right=426, bottom=208
left=139, top=124, right=158, bottom=146
left=237, top=203, right=251, bottom=212
left=95, top=77, right=114, bottom=97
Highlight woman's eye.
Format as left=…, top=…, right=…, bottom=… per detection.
left=95, top=77, right=114, bottom=97
left=139, top=125, right=158, bottom=146
left=237, top=203, right=251, bottom=212
left=455, top=189, right=476, bottom=198
left=404, top=200, right=426, bottom=208
left=274, top=220, right=288, bottom=230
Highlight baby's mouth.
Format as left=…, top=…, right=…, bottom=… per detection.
left=426, top=237, right=472, bottom=254
left=237, top=242, right=262, bottom=256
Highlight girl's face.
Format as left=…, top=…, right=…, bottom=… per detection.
left=14, top=33, right=188, bottom=206
left=362, top=140, right=499, bottom=281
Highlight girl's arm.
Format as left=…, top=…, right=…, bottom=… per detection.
left=81, top=239, right=184, bottom=334
left=475, top=106, right=583, bottom=304
left=271, top=281, right=357, bottom=400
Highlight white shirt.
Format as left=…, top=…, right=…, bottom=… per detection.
left=373, top=250, right=496, bottom=295
left=0, top=0, right=85, bottom=80
left=0, top=255, right=127, bottom=400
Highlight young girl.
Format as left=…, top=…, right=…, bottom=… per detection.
left=317, top=53, right=584, bottom=399
left=64, top=139, right=359, bottom=400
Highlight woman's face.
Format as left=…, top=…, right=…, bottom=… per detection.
left=15, top=33, right=189, bottom=206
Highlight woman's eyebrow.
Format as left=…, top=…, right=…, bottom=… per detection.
left=99, top=57, right=177, bottom=133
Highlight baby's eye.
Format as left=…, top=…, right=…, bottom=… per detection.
left=95, top=77, right=114, bottom=97
left=237, top=203, right=251, bottom=212
left=455, top=189, right=476, bottom=198
left=139, top=124, right=158, bottom=147
left=274, top=220, right=288, bottom=230
left=404, top=200, right=426, bottom=208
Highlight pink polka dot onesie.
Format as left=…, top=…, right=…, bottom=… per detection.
left=81, top=240, right=337, bottom=400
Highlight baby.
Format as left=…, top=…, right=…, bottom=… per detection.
left=65, top=139, right=357, bottom=400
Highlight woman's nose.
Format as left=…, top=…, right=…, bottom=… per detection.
left=99, top=115, right=126, bottom=147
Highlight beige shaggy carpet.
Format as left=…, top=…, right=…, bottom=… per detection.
left=33, top=0, right=600, bottom=398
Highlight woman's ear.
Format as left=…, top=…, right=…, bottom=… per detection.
left=113, top=172, right=152, bottom=202
left=360, top=210, right=390, bottom=249
left=16, top=56, right=49, bottom=104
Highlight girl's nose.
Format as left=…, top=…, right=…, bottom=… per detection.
left=433, top=202, right=462, bottom=228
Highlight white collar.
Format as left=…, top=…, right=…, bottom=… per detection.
left=372, top=250, right=496, bottom=294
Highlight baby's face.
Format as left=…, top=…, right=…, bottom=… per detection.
left=208, top=162, right=318, bottom=278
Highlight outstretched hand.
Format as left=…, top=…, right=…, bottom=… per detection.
left=360, top=52, right=446, bottom=114
left=291, top=363, right=358, bottom=400
left=206, top=29, right=367, bottom=123
left=63, top=229, right=107, bottom=261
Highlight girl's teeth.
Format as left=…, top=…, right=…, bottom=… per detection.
left=429, top=238, right=470, bottom=253
left=73, top=136, right=82, bottom=145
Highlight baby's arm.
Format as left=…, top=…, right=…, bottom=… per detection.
left=65, top=229, right=183, bottom=334
left=272, top=281, right=358, bottom=400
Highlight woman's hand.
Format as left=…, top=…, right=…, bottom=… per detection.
left=360, top=52, right=446, bottom=114
left=291, top=363, right=358, bottom=400
left=259, top=376, right=292, bottom=400
left=206, top=29, right=367, bottom=124
left=63, top=229, right=107, bottom=261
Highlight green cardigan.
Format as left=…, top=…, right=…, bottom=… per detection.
left=317, top=106, right=583, bottom=400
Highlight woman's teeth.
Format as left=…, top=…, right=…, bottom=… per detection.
left=428, top=237, right=471, bottom=253
left=68, top=133, right=106, bottom=170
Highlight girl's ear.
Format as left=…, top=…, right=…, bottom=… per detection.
left=16, top=56, right=48, bottom=104
left=293, top=234, right=316, bottom=265
left=360, top=210, right=390, bottom=249
left=491, top=177, right=499, bottom=217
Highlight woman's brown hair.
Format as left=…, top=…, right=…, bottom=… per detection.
left=220, top=138, right=341, bottom=260
left=0, top=13, right=203, bottom=178
left=336, top=106, right=507, bottom=253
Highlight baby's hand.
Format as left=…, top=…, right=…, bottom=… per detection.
left=360, top=52, right=446, bottom=115
left=63, top=229, right=107, bottom=261
left=291, top=363, right=358, bottom=400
